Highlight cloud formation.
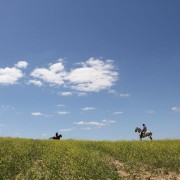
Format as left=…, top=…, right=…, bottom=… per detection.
left=66, top=58, right=118, bottom=92
left=15, top=61, right=28, bottom=69
left=82, top=107, right=96, bottom=111
left=31, top=112, right=44, bottom=116
left=30, top=59, right=66, bottom=86
left=57, top=111, right=70, bottom=115
left=57, top=92, right=73, bottom=96
left=74, top=119, right=116, bottom=129
left=57, top=91, right=87, bottom=96
left=113, top=111, right=123, bottom=115
left=30, top=58, right=118, bottom=92
left=0, top=61, right=28, bottom=85
left=172, top=107, right=180, bottom=112
left=1, top=58, right=118, bottom=93
left=119, top=93, right=130, bottom=97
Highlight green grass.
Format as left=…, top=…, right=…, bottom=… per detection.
left=0, top=138, right=180, bottom=179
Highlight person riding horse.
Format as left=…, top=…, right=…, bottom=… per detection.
left=50, top=132, right=62, bottom=140
left=140, top=124, right=147, bottom=138
left=55, top=132, right=58, bottom=138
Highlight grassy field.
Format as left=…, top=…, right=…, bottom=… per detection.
left=0, top=138, right=180, bottom=179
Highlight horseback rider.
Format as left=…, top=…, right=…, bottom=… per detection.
left=55, top=132, right=58, bottom=137
left=140, top=124, right=147, bottom=138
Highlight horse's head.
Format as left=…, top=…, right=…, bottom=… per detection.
left=135, top=127, right=141, bottom=133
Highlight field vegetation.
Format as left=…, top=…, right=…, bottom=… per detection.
left=0, top=138, right=180, bottom=179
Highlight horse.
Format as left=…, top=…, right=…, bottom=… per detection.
left=50, top=134, right=62, bottom=140
left=135, top=127, right=153, bottom=140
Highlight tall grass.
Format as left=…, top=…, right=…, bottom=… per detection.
left=0, top=138, right=179, bottom=179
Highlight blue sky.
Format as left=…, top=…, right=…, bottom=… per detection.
left=0, top=0, right=180, bottom=140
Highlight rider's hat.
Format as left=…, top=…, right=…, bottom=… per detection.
left=143, top=124, right=145, bottom=126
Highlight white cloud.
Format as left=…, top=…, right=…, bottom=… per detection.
left=119, top=93, right=130, bottom=97
left=74, top=119, right=116, bottom=128
left=82, top=107, right=96, bottom=111
left=57, top=92, right=73, bottom=96
left=57, top=111, right=70, bottom=115
left=74, top=121, right=105, bottom=127
left=49, top=60, right=64, bottom=72
left=31, top=112, right=44, bottom=116
left=56, top=104, right=65, bottom=107
left=0, top=58, right=119, bottom=93
left=66, top=58, right=118, bottom=92
left=28, top=80, right=43, bottom=87
left=15, top=61, right=28, bottom=69
left=0, top=67, right=23, bottom=85
left=108, top=90, right=130, bottom=98
left=172, top=107, right=180, bottom=112
left=29, top=58, right=118, bottom=93
left=102, top=119, right=116, bottom=124
left=57, top=91, right=87, bottom=97
left=113, top=111, right=123, bottom=115
left=0, top=61, right=29, bottom=85
left=30, top=60, right=66, bottom=86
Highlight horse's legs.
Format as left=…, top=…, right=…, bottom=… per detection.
left=149, top=136, right=152, bottom=140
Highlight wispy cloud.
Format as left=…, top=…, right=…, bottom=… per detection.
left=57, top=91, right=87, bottom=97
left=172, top=107, right=180, bottom=112
left=102, top=119, right=116, bottom=124
left=119, top=93, right=130, bottom=97
left=113, top=111, right=123, bottom=115
left=57, top=111, right=70, bottom=115
left=75, top=121, right=104, bottom=126
left=31, top=112, right=44, bottom=116
left=108, top=90, right=130, bottom=98
left=56, top=104, right=65, bottom=107
left=82, top=107, right=96, bottom=111
left=31, top=112, right=54, bottom=117
left=74, top=119, right=116, bottom=129
left=57, top=92, right=73, bottom=96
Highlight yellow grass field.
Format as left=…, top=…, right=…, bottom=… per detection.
left=0, top=138, right=180, bottom=179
